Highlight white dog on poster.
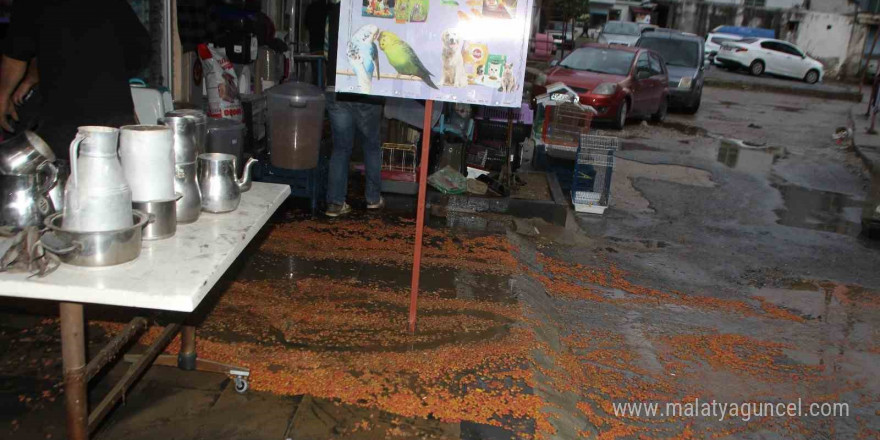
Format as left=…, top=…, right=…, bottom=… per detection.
left=440, top=29, right=468, bottom=88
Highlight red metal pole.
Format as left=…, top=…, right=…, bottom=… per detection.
left=408, top=99, right=434, bottom=334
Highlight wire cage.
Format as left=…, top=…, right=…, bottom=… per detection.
left=382, top=143, right=417, bottom=175
left=541, top=102, right=595, bottom=154
left=572, top=133, right=618, bottom=214
left=474, top=102, right=535, bottom=125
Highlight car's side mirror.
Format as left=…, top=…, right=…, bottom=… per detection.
left=636, top=70, right=651, bottom=80
left=550, top=59, right=559, bottom=67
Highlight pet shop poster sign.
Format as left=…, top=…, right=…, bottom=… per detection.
left=335, top=0, right=533, bottom=108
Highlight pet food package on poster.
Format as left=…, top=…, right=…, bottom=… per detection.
left=197, top=44, right=243, bottom=121
left=463, top=43, right=489, bottom=83
left=485, top=54, right=507, bottom=80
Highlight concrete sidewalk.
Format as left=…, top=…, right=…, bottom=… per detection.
left=850, top=102, right=880, bottom=174
left=705, top=67, right=862, bottom=102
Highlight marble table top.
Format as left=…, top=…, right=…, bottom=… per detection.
left=0, top=182, right=290, bottom=312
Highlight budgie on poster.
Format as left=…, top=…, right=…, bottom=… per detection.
left=378, top=31, right=438, bottom=89
left=347, top=24, right=381, bottom=93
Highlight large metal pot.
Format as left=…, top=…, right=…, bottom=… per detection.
left=40, top=211, right=149, bottom=267
left=133, top=194, right=182, bottom=241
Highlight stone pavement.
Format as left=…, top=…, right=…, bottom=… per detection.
left=850, top=98, right=880, bottom=175
left=705, top=66, right=862, bottom=102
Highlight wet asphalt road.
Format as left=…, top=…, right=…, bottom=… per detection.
left=531, top=86, right=880, bottom=438
left=577, top=86, right=878, bottom=293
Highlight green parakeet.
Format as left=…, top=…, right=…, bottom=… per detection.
left=377, top=31, right=438, bottom=89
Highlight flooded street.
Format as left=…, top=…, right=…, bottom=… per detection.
left=1, top=86, right=878, bottom=440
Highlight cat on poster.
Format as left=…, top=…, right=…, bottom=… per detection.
left=335, top=0, right=533, bottom=108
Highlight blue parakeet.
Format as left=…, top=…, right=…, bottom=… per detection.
left=347, top=24, right=381, bottom=93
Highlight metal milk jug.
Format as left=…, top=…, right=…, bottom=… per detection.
left=159, top=115, right=201, bottom=223
left=62, top=126, right=133, bottom=232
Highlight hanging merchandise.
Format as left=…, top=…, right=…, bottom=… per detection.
left=335, top=0, right=533, bottom=107
left=197, top=44, right=244, bottom=121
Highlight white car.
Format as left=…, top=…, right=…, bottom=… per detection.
left=715, top=38, right=824, bottom=84
left=704, top=32, right=743, bottom=64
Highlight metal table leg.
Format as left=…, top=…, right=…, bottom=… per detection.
left=60, top=302, right=88, bottom=440
left=123, top=324, right=251, bottom=393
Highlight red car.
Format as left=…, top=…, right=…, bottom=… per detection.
left=535, top=44, right=669, bottom=129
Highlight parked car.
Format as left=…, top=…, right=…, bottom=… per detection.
left=546, top=20, right=584, bottom=46
left=704, top=26, right=774, bottom=65
left=534, top=44, right=669, bottom=129
left=597, top=21, right=642, bottom=47
left=638, top=23, right=658, bottom=34
left=704, top=33, right=743, bottom=64
left=637, top=30, right=704, bottom=113
left=715, top=38, right=824, bottom=84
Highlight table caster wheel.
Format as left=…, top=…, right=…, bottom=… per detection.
left=234, top=375, right=249, bottom=394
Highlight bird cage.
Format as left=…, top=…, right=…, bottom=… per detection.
left=542, top=102, right=594, bottom=152
left=533, top=83, right=597, bottom=157
left=381, top=143, right=417, bottom=182
left=572, top=133, right=619, bottom=214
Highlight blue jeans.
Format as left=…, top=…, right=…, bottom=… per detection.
left=326, top=94, right=383, bottom=206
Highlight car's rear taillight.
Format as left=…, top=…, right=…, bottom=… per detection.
left=735, top=47, right=748, bottom=53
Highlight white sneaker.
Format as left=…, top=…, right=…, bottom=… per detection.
left=366, top=197, right=385, bottom=210
left=325, top=202, right=352, bottom=217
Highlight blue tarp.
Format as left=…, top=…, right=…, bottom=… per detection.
left=712, top=26, right=775, bottom=39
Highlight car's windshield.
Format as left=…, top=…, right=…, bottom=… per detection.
left=639, top=39, right=700, bottom=67
left=559, top=47, right=635, bottom=75
left=603, top=22, right=640, bottom=36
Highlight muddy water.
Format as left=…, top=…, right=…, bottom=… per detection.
left=715, top=139, right=780, bottom=175
left=773, top=184, right=863, bottom=237
left=233, top=252, right=516, bottom=303
left=713, top=140, right=871, bottom=238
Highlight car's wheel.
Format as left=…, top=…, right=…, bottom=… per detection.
left=651, top=97, right=668, bottom=122
left=749, top=60, right=765, bottom=76
left=612, top=100, right=628, bottom=130
left=804, top=69, right=819, bottom=84
left=683, top=90, right=702, bottom=114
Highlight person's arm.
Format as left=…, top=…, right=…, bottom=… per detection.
left=1, top=0, right=38, bottom=131
left=12, top=58, right=38, bottom=105
left=0, top=56, right=27, bottom=131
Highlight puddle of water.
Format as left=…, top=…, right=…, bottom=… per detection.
left=773, top=105, right=802, bottom=113
left=620, top=141, right=662, bottom=152
left=234, top=252, right=517, bottom=303
left=661, top=121, right=707, bottom=137
left=773, top=184, right=864, bottom=237
left=715, top=140, right=779, bottom=175
left=429, top=210, right=511, bottom=233
left=752, top=287, right=832, bottom=320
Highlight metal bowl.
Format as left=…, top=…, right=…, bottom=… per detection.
left=41, top=210, right=149, bottom=267
left=133, top=194, right=182, bottom=241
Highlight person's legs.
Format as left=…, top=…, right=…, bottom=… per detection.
left=353, top=101, right=383, bottom=205
left=326, top=96, right=356, bottom=209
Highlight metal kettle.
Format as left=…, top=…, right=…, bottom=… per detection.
left=197, top=153, right=257, bottom=213
left=0, top=172, right=57, bottom=230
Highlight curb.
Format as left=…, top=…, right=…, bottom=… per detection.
left=848, top=107, right=880, bottom=175
left=704, top=78, right=862, bottom=102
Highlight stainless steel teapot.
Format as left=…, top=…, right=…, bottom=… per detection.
left=0, top=172, right=57, bottom=230
left=197, top=153, right=257, bottom=213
